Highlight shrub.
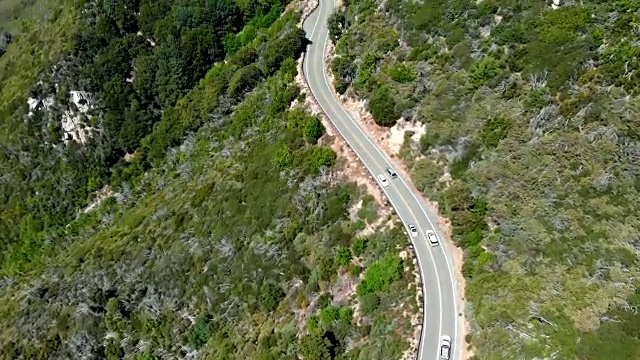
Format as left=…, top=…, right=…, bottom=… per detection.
left=331, top=56, right=355, bottom=94
left=356, top=253, right=403, bottom=296
left=320, top=305, right=340, bottom=325
left=480, top=115, right=512, bottom=149
left=368, top=86, right=399, bottom=126
left=352, top=237, right=368, bottom=256
left=300, top=333, right=334, bottom=360
left=317, top=293, right=331, bottom=309
left=279, top=56, right=298, bottom=82
left=419, top=132, right=440, bottom=153
left=492, top=23, right=529, bottom=45
left=307, top=146, right=336, bottom=174
left=536, top=7, right=590, bottom=46
left=192, top=182, right=215, bottom=207
left=335, top=247, right=352, bottom=267
left=307, top=315, right=319, bottom=332
left=227, top=64, right=263, bottom=99
left=232, top=47, right=258, bottom=67
left=338, top=307, right=353, bottom=323
left=273, top=145, right=292, bottom=169
left=263, top=27, right=307, bottom=75
left=259, top=282, right=285, bottom=313
left=286, top=108, right=307, bottom=130
left=389, top=63, right=416, bottom=83
left=376, top=27, right=399, bottom=53
left=469, top=56, right=500, bottom=88
left=328, top=10, right=346, bottom=42
left=322, top=186, right=352, bottom=225
left=189, top=314, right=213, bottom=349
left=359, top=293, right=381, bottom=314
left=303, top=116, right=324, bottom=143
left=349, top=264, right=362, bottom=277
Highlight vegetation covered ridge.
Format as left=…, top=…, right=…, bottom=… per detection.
left=0, top=0, right=422, bottom=359
left=0, top=0, right=290, bottom=276
left=329, top=0, right=640, bottom=359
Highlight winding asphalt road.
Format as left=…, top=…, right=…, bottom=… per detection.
left=302, top=1, right=462, bottom=359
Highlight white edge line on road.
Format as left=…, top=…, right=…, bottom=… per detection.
left=302, top=2, right=458, bottom=359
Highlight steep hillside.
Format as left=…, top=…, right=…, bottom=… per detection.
left=330, top=0, right=640, bottom=358
left=0, top=1, right=422, bottom=359
left=0, top=0, right=291, bottom=276
left=0, top=54, right=419, bottom=358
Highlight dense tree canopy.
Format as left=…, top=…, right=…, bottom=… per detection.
left=0, top=0, right=292, bottom=272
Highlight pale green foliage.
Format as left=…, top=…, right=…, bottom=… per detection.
left=410, top=158, right=443, bottom=200
left=389, top=63, right=415, bottom=83
left=333, top=0, right=640, bottom=358
left=469, top=56, right=501, bottom=88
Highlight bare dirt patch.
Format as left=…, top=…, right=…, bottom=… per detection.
left=331, top=270, right=357, bottom=304
left=124, top=151, right=136, bottom=162
left=83, top=186, right=115, bottom=214
left=449, top=244, right=475, bottom=359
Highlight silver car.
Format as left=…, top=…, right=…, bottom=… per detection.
left=407, top=224, right=418, bottom=237
left=440, top=335, right=451, bottom=359
left=426, top=229, right=439, bottom=246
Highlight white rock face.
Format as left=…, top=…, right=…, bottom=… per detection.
left=388, top=118, right=426, bottom=155
left=27, top=88, right=98, bottom=144
left=27, top=95, right=55, bottom=115
left=62, top=91, right=98, bottom=144
left=70, top=90, right=93, bottom=113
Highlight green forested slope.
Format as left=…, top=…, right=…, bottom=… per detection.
left=0, top=0, right=290, bottom=275
left=331, top=0, right=640, bottom=358
left=0, top=58, right=418, bottom=358
left=0, top=1, right=420, bottom=358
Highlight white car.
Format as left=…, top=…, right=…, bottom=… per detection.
left=440, top=335, right=452, bottom=359
left=426, top=229, right=439, bottom=246
left=407, top=224, right=418, bottom=237
left=377, top=174, right=389, bottom=187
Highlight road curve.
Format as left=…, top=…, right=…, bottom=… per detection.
left=302, top=1, right=462, bottom=359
